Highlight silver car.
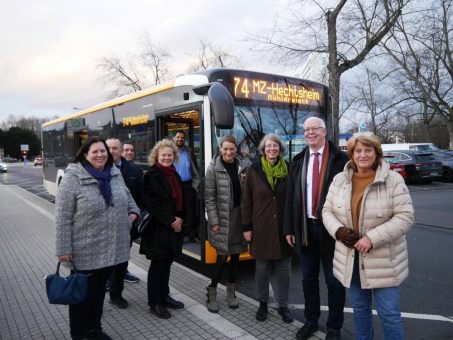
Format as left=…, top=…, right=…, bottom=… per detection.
left=0, top=160, right=7, bottom=172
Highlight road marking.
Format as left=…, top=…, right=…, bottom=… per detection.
left=287, top=304, right=453, bottom=323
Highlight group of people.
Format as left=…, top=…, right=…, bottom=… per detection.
left=55, top=116, right=414, bottom=340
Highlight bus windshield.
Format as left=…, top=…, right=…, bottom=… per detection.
left=213, top=104, right=316, bottom=163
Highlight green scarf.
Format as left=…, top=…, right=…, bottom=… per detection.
left=261, top=156, right=288, bottom=190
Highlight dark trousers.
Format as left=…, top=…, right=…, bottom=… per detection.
left=109, top=261, right=128, bottom=299
left=147, top=258, right=173, bottom=305
left=182, top=182, right=197, bottom=238
left=300, top=219, right=345, bottom=330
left=209, top=254, right=240, bottom=287
left=69, top=266, right=112, bottom=338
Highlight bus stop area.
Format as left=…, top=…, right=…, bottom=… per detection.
left=0, top=184, right=324, bottom=340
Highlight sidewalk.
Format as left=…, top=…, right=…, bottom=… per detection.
left=0, top=185, right=324, bottom=340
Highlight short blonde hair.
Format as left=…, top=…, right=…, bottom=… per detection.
left=347, top=132, right=384, bottom=171
left=148, top=139, right=179, bottom=166
left=258, top=134, right=286, bottom=155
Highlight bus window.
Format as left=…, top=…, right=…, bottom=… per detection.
left=157, top=109, right=201, bottom=169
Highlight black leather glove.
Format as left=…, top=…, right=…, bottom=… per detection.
left=335, top=227, right=360, bottom=248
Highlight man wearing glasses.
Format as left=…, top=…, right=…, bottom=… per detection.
left=284, top=117, right=349, bottom=340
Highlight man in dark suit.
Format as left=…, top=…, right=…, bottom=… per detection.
left=284, top=117, right=349, bottom=340
left=106, top=138, right=144, bottom=309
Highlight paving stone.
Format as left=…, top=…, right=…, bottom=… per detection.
left=0, top=185, right=323, bottom=340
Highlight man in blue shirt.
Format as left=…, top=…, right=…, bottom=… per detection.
left=173, top=130, right=200, bottom=243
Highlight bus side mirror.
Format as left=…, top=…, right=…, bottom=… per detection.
left=208, top=82, right=234, bottom=129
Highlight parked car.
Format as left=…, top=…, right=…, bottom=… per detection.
left=2, top=156, right=18, bottom=163
left=0, top=160, right=7, bottom=172
left=384, top=155, right=407, bottom=181
left=34, top=156, right=43, bottom=166
left=431, top=150, right=453, bottom=182
left=384, top=150, right=443, bottom=184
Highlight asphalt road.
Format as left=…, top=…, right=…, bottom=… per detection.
left=1, top=164, right=453, bottom=339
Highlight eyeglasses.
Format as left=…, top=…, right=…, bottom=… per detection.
left=304, top=126, right=324, bottom=133
left=265, top=144, right=280, bottom=149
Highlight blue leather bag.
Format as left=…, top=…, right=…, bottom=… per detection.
left=45, top=261, right=88, bottom=305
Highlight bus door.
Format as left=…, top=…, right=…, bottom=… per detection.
left=66, top=128, right=88, bottom=161
left=74, top=130, right=88, bottom=152
left=156, top=109, right=205, bottom=261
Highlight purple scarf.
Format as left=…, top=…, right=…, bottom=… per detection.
left=83, top=163, right=113, bottom=207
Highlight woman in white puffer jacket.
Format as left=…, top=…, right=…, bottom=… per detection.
left=322, top=133, right=414, bottom=340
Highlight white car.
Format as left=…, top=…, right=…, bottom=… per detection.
left=0, top=160, right=7, bottom=172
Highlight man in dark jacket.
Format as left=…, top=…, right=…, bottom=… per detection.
left=283, top=117, right=349, bottom=340
left=106, top=138, right=144, bottom=309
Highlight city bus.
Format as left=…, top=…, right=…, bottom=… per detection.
left=42, top=68, right=333, bottom=263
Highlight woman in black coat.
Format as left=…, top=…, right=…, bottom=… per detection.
left=140, top=139, right=184, bottom=319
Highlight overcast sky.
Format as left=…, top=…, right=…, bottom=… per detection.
left=0, top=1, right=293, bottom=122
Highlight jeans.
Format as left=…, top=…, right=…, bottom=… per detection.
left=299, top=219, right=345, bottom=330
left=348, top=254, right=404, bottom=340
left=255, top=257, right=291, bottom=307
left=69, top=266, right=112, bottom=338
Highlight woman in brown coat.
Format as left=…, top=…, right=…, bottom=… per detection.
left=242, top=134, right=293, bottom=323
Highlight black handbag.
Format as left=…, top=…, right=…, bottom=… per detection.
left=45, top=261, right=88, bottom=305
left=131, top=209, right=152, bottom=240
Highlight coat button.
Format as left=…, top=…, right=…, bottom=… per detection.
left=273, top=214, right=277, bottom=218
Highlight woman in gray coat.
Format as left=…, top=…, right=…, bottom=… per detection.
left=205, top=135, right=247, bottom=313
left=55, top=136, right=139, bottom=340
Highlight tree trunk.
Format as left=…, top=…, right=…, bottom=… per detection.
left=326, top=9, right=340, bottom=146
left=329, top=70, right=341, bottom=146
left=447, top=119, right=453, bottom=150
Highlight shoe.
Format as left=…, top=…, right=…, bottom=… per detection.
left=206, top=286, right=219, bottom=313
left=226, top=282, right=239, bottom=309
left=85, top=329, right=112, bottom=340
left=109, top=296, right=128, bottom=309
left=255, top=302, right=268, bottom=321
left=164, top=295, right=184, bottom=309
left=149, top=304, right=171, bottom=319
left=278, top=306, right=294, bottom=323
left=124, top=271, right=140, bottom=283
left=325, top=329, right=341, bottom=340
left=296, top=324, right=319, bottom=340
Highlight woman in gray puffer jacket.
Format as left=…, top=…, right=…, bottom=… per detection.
left=205, top=135, right=247, bottom=313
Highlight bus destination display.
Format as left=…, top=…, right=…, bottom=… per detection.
left=233, top=76, right=323, bottom=106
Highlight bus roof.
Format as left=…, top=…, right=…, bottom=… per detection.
left=42, top=80, right=175, bottom=128
left=42, top=68, right=328, bottom=128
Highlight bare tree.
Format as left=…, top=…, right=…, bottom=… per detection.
left=97, top=31, right=171, bottom=98
left=97, top=54, right=145, bottom=98
left=1, top=114, right=58, bottom=139
left=382, top=0, right=453, bottom=148
left=250, top=0, right=410, bottom=144
left=187, top=40, right=241, bottom=72
left=139, top=31, right=171, bottom=85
